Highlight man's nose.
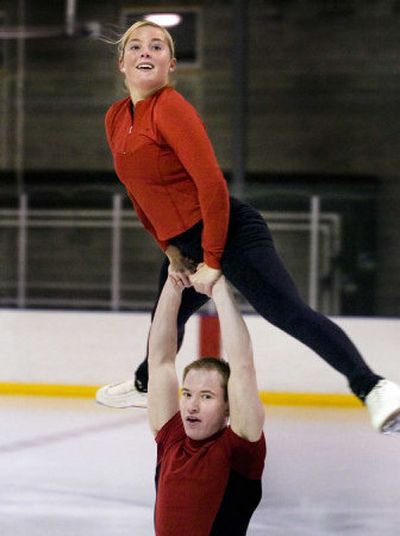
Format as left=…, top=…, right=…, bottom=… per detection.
left=188, top=399, right=199, bottom=412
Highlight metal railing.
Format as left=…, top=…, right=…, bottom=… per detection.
left=0, top=193, right=341, bottom=313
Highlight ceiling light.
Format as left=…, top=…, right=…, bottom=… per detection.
left=144, top=13, right=182, bottom=28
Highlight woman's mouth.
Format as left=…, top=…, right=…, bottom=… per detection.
left=136, top=63, right=154, bottom=70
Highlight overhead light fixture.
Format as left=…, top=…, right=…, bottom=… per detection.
left=144, top=13, right=182, bottom=28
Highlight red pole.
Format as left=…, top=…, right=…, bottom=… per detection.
left=199, top=314, right=221, bottom=358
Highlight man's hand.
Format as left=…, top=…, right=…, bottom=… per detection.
left=166, top=245, right=196, bottom=289
left=190, top=262, right=222, bottom=297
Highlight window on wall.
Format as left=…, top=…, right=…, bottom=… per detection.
left=121, top=8, right=201, bottom=67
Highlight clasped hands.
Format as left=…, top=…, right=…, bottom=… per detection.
left=166, top=246, right=221, bottom=297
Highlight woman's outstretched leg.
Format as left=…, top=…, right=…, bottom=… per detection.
left=221, top=199, right=400, bottom=433
left=220, top=198, right=379, bottom=399
left=223, top=244, right=381, bottom=399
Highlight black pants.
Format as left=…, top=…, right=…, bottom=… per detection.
left=135, top=197, right=380, bottom=400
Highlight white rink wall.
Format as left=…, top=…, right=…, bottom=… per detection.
left=1, top=309, right=399, bottom=393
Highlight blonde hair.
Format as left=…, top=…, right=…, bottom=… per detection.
left=117, top=20, right=175, bottom=60
left=183, top=358, right=231, bottom=401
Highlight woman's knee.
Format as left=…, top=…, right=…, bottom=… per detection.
left=257, top=295, right=315, bottom=334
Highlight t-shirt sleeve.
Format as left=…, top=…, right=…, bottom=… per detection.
left=225, top=427, right=266, bottom=480
left=155, top=91, right=230, bottom=269
left=155, top=411, right=186, bottom=464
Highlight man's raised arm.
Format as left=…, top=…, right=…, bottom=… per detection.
left=212, top=277, right=265, bottom=441
left=148, top=279, right=182, bottom=436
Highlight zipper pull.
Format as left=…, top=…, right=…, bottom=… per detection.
left=128, top=125, right=133, bottom=134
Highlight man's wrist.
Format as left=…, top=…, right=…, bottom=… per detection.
left=164, top=277, right=184, bottom=297
left=211, top=275, right=227, bottom=297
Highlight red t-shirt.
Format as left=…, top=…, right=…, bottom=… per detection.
left=105, top=86, right=230, bottom=269
left=154, top=412, right=266, bottom=536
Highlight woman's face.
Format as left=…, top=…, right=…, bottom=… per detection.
left=119, top=25, right=176, bottom=99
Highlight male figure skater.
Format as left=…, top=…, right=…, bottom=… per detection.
left=147, top=275, right=266, bottom=535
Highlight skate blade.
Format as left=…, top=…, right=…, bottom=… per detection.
left=382, top=412, right=400, bottom=435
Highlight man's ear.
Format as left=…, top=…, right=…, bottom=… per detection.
left=224, top=403, right=230, bottom=417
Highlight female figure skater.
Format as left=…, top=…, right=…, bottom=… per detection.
left=96, top=20, right=400, bottom=434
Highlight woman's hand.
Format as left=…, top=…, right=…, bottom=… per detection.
left=166, top=245, right=196, bottom=289
left=189, top=263, right=222, bottom=297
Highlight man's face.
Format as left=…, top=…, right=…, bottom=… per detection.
left=180, top=368, right=229, bottom=441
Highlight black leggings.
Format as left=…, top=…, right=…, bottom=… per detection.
left=135, top=197, right=380, bottom=400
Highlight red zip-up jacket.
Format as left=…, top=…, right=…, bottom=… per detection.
left=105, top=86, right=230, bottom=269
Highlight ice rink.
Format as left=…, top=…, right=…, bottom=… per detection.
left=1, top=396, right=399, bottom=536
